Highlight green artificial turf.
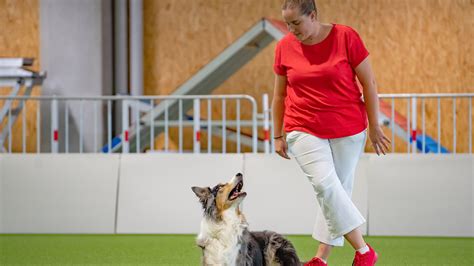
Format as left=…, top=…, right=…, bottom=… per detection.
left=0, top=234, right=472, bottom=265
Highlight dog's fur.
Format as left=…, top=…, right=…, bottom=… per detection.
left=192, top=173, right=301, bottom=266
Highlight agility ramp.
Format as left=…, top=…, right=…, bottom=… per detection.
left=109, top=18, right=446, bottom=153
left=107, top=18, right=287, bottom=152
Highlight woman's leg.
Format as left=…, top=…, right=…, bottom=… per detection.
left=286, top=131, right=366, bottom=251
left=311, top=130, right=367, bottom=259
left=328, top=130, right=367, bottom=249
left=345, top=227, right=366, bottom=250
left=329, top=130, right=379, bottom=265
left=315, top=242, right=333, bottom=262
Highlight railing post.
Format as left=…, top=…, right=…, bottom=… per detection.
left=263, top=94, right=270, bottom=154
left=135, top=100, right=140, bottom=153
left=422, top=98, right=425, bottom=153
left=164, top=100, right=169, bottom=152
left=107, top=100, right=112, bottom=154
left=179, top=99, right=183, bottom=153
left=391, top=97, right=395, bottom=153
left=122, top=100, right=129, bottom=153
left=8, top=102, right=11, bottom=153
left=37, top=100, right=40, bottom=153
left=150, top=99, right=154, bottom=152
left=252, top=99, right=258, bottom=153
left=65, top=102, right=69, bottom=153
left=22, top=100, right=26, bottom=153
left=207, top=99, right=212, bottom=153
left=193, top=99, right=201, bottom=153
left=51, top=97, right=59, bottom=153
left=469, top=96, right=472, bottom=154
left=437, top=97, right=441, bottom=154
left=222, top=99, right=226, bottom=154
left=452, top=97, right=456, bottom=154
left=93, top=101, right=98, bottom=152
left=236, top=98, right=240, bottom=153
left=411, top=96, right=417, bottom=154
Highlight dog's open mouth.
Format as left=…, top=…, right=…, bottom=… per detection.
left=228, top=180, right=245, bottom=200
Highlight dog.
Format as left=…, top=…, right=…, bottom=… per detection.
left=192, top=173, right=301, bottom=266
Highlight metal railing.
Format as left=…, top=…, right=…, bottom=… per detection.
left=0, top=93, right=472, bottom=154
left=0, top=95, right=263, bottom=154
left=378, top=93, right=473, bottom=154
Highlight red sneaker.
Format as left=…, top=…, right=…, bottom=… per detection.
left=352, top=244, right=378, bottom=266
left=304, top=257, right=328, bottom=266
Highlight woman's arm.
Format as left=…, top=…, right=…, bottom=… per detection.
left=272, top=74, right=290, bottom=159
left=355, top=57, right=391, bottom=155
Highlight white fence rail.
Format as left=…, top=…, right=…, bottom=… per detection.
left=0, top=93, right=472, bottom=154
left=378, top=93, right=473, bottom=154
left=0, top=95, right=262, bottom=154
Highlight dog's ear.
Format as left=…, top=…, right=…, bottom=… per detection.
left=191, top=186, right=211, bottom=201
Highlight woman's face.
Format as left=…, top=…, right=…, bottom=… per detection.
left=282, top=7, right=316, bottom=42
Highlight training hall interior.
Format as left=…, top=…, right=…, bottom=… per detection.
left=0, top=0, right=472, bottom=265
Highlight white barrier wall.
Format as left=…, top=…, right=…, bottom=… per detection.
left=116, top=154, right=244, bottom=234
left=243, top=154, right=368, bottom=235
left=0, top=154, right=120, bottom=233
left=367, top=154, right=473, bottom=237
left=0, top=154, right=472, bottom=237
left=242, top=154, right=318, bottom=235
left=116, top=153, right=366, bottom=235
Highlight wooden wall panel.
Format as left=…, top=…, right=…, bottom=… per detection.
left=0, top=0, right=40, bottom=152
left=0, top=0, right=40, bottom=70
left=143, top=0, right=282, bottom=96
left=144, top=0, right=473, bottom=153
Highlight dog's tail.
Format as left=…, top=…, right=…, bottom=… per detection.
left=263, top=231, right=302, bottom=266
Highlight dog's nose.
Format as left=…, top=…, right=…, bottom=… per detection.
left=236, top=173, right=243, bottom=177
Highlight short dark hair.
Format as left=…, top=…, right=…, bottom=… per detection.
left=281, top=0, right=317, bottom=16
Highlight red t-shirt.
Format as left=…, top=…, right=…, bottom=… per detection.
left=274, top=24, right=369, bottom=139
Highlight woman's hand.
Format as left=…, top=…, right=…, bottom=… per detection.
left=274, top=137, right=290, bottom=159
left=368, top=125, right=391, bottom=155
left=355, top=58, right=390, bottom=155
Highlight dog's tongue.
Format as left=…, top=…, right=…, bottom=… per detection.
left=231, top=191, right=241, bottom=199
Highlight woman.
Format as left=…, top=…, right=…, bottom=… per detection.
left=272, top=0, right=390, bottom=265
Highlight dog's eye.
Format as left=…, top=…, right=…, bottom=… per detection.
left=211, top=185, right=222, bottom=196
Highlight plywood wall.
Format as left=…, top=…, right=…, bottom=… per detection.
left=0, top=0, right=40, bottom=152
left=144, top=0, right=473, bottom=153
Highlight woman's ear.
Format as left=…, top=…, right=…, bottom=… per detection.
left=311, top=10, right=317, bottom=21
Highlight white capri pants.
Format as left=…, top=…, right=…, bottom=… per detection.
left=286, top=130, right=366, bottom=247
